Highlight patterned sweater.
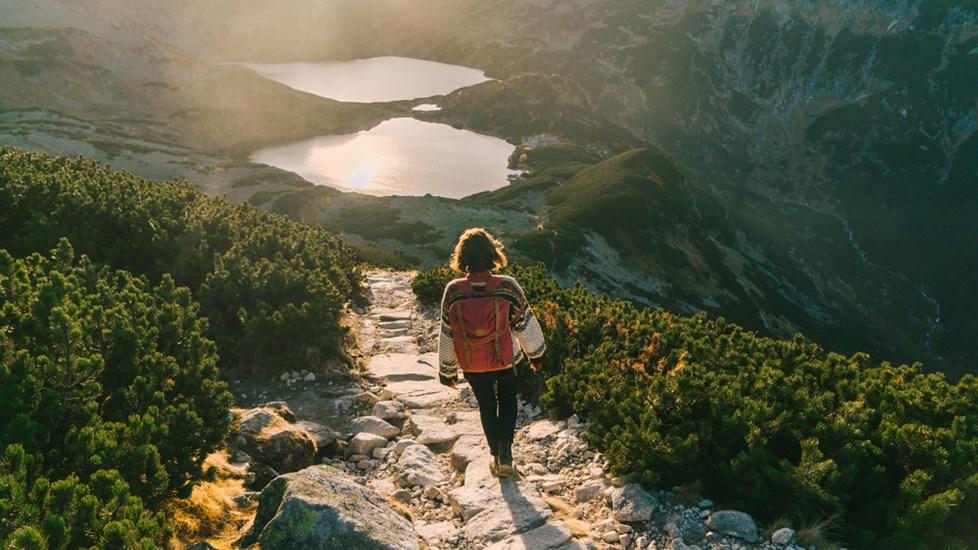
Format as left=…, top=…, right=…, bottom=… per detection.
left=438, top=275, right=547, bottom=382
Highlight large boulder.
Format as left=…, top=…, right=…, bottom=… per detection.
left=610, top=483, right=658, bottom=523
left=234, top=406, right=316, bottom=474
left=239, top=465, right=419, bottom=550
left=294, top=420, right=344, bottom=459
left=448, top=457, right=552, bottom=544
left=707, top=510, right=760, bottom=542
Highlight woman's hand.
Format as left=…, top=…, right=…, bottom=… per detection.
left=530, top=356, right=545, bottom=372
left=439, top=374, right=457, bottom=388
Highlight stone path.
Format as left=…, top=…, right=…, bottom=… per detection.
left=221, top=271, right=798, bottom=549
left=314, top=271, right=789, bottom=550
left=353, top=271, right=587, bottom=549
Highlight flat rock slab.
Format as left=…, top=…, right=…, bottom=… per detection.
left=367, top=354, right=455, bottom=408
left=376, top=336, right=418, bottom=353
left=409, top=411, right=483, bottom=451
left=377, top=309, right=413, bottom=322
left=367, top=353, right=439, bottom=379
left=397, top=444, right=443, bottom=488
left=522, top=419, right=564, bottom=442
left=451, top=434, right=490, bottom=472
left=449, top=457, right=552, bottom=545
left=485, top=521, right=575, bottom=550
left=416, top=521, right=459, bottom=544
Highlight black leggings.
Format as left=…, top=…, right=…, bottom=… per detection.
left=466, top=368, right=518, bottom=455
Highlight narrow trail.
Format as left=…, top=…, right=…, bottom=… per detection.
left=355, top=270, right=588, bottom=549
left=348, top=271, right=775, bottom=550
left=224, top=271, right=784, bottom=550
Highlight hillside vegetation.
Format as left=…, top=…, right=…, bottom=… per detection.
left=0, top=241, right=231, bottom=548
left=414, top=264, right=978, bottom=549
left=0, top=148, right=366, bottom=547
left=0, top=147, right=362, bottom=372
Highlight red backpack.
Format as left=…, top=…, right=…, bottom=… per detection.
left=448, top=276, right=514, bottom=372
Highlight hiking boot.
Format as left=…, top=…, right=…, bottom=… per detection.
left=489, top=455, right=500, bottom=477
left=497, top=440, right=513, bottom=477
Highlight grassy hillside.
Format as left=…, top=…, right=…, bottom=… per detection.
left=414, top=263, right=978, bottom=549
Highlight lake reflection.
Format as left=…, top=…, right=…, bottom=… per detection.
left=239, top=56, right=489, bottom=103
left=251, top=118, right=518, bottom=198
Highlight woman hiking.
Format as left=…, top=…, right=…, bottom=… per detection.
left=438, top=228, right=547, bottom=477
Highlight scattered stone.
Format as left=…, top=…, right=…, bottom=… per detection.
left=349, top=432, right=389, bottom=456
left=416, top=521, right=458, bottom=544
left=373, top=446, right=392, bottom=459
left=232, top=491, right=261, bottom=508
left=303, top=373, right=316, bottom=382
left=397, top=444, right=443, bottom=488
left=574, top=479, right=607, bottom=503
left=772, top=527, right=796, bottom=545
left=524, top=419, right=563, bottom=442
left=372, top=400, right=406, bottom=421
left=602, top=531, right=620, bottom=543
left=542, top=480, right=565, bottom=494
left=245, top=463, right=279, bottom=491
left=394, top=439, right=416, bottom=455
left=707, top=510, right=759, bottom=543
left=611, top=483, right=659, bottom=522
left=589, top=467, right=604, bottom=479
left=351, top=415, right=401, bottom=439
left=238, top=465, right=419, bottom=550
left=698, top=499, right=714, bottom=509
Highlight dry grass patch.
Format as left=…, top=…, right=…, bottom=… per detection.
left=166, top=452, right=254, bottom=550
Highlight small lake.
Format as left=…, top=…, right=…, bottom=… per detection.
left=251, top=118, right=519, bottom=198
left=239, top=56, right=489, bottom=103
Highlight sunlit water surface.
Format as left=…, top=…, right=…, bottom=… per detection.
left=238, top=56, right=489, bottom=102
left=251, top=118, right=518, bottom=198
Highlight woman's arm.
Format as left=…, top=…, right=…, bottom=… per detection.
left=438, top=283, right=460, bottom=386
left=509, top=279, right=547, bottom=364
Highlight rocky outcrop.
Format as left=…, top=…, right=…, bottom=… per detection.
left=233, top=405, right=317, bottom=475
left=239, top=465, right=419, bottom=550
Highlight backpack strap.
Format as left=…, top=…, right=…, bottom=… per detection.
left=456, top=278, right=475, bottom=296
left=452, top=300, right=473, bottom=368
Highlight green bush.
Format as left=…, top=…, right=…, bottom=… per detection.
left=0, top=147, right=362, bottom=372
left=414, top=263, right=978, bottom=548
left=0, top=240, right=233, bottom=547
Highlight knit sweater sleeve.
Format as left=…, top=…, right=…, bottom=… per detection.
left=508, top=278, right=547, bottom=360
left=438, top=282, right=460, bottom=382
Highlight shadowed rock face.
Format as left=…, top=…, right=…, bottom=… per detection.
left=239, top=465, right=420, bottom=550
left=234, top=405, right=317, bottom=474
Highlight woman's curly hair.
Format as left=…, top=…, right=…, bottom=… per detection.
left=449, top=228, right=508, bottom=273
